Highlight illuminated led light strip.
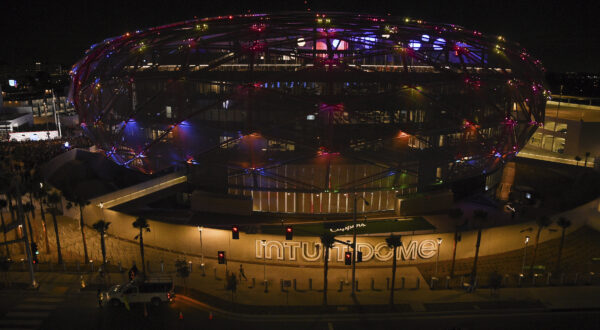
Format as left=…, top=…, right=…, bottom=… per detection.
left=94, top=176, right=187, bottom=208
left=517, top=152, right=594, bottom=167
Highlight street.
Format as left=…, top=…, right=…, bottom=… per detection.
left=0, top=284, right=598, bottom=330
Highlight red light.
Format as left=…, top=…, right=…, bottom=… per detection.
left=233, top=226, right=239, bottom=232
left=287, top=227, right=292, bottom=232
left=219, top=253, right=224, bottom=257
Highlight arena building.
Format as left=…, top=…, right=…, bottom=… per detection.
left=69, top=12, right=547, bottom=218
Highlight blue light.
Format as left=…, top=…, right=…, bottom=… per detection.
left=408, top=40, right=421, bottom=50
left=421, top=34, right=430, bottom=42
left=433, top=38, right=446, bottom=50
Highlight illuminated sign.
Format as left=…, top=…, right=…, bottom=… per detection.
left=255, top=239, right=438, bottom=262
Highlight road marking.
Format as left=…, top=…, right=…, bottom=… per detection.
left=0, top=319, right=44, bottom=326
left=14, top=304, right=57, bottom=310
left=5, top=311, right=51, bottom=318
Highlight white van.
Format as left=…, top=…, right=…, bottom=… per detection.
left=102, top=277, right=175, bottom=307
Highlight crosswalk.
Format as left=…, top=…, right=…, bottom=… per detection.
left=0, top=294, right=63, bottom=329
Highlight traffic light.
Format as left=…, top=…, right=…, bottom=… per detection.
left=344, top=251, right=352, bottom=265
left=218, top=251, right=226, bottom=264
left=232, top=225, right=239, bottom=239
left=31, top=243, right=39, bottom=264
left=357, top=251, right=363, bottom=263
left=285, top=226, right=293, bottom=240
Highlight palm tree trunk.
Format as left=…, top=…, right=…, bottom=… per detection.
left=51, top=212, right=63, bottom=264
left=39, top=200, right=50, bottom=253
left=323, top=247, right=329, bottom=305
left=470, top=226, right=482, bottom=288
left=450, top=229, right=458, bottom=277
left=139, top=229, right=145, bottom=274
left=100, top=232, right=107, bottom=266
left=529, top=227, right=542, bottom=278
left=25, top=212, right=34, bottom=244
left=555, top=228, right=566, bottom=274
left=0, top=210, right=10, bottom=257
left=79, top=205, right=89, bottom=263
left=390, top=247, right=397, bottom=305
left=7, top=195, right=15, bottom=222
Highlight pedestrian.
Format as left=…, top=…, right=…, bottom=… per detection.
left=97, top=288, right=103, bottom=308
left=128, top=263, right=138, bottom=281
left=239, top=264, right=247, bottom=281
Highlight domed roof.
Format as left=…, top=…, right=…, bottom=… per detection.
left=69, top=12, right=546, bottom=192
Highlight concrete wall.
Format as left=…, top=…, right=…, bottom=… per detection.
left=69, top=195, right=600, bottom=269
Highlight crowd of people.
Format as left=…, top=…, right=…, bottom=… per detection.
left=0, top=135, right=93, bottom=177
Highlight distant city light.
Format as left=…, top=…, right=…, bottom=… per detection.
left=306, top=114, right=315, bottom=120
left=408, top=40, right=421, bottom=50
left=421, top=34, right=430, bottom=42
left=433, top=38, right=446, bottom=50
left=297, top=38, right=306, bottom=47
left=8, top=79, right=17, bottom=87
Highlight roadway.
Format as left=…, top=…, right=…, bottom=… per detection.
left=0, top=288, right=597, bottom=330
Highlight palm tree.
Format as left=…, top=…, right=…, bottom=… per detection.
left=555, top=217, right=572, bottom=274
left=385, top=234, right=402, bottom=306
left=132, top=217, right=150, bottom=274
left=46, top=192, right=63, bottom=264
left=66, top=197, right=91, bottom=263
left=529, top=215, right=552, bottom=278
left=447, top=208, right=464, bottom=277
left=0, top=199, right=10, bottom=257
left=319, top=232, right=336, bottom=305
left=470, top=210, right=488, bottom=289
left=92, top=220, right=111, bottom=267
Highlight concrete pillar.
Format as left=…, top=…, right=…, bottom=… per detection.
left=496, top=162, right=516, bottom=201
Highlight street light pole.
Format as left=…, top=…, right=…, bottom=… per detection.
left=198, top=226, right=205, bottom=276
left=521, top=236, right=530, bottom=275
left=435, top=237, right=443, bottom=277
left=262, top=240, right=267, bottom=292
left=351, top=194, right=369, bottom=297
left=351, top=195, right=357, bottom=296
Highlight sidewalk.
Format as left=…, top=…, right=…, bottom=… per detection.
left=2, top=270, right=599, bottom=317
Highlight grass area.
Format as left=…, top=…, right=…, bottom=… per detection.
left=260, top=217, right=435, bottom=237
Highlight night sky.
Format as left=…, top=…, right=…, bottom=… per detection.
left=2, top=0, right=599, bottom=73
